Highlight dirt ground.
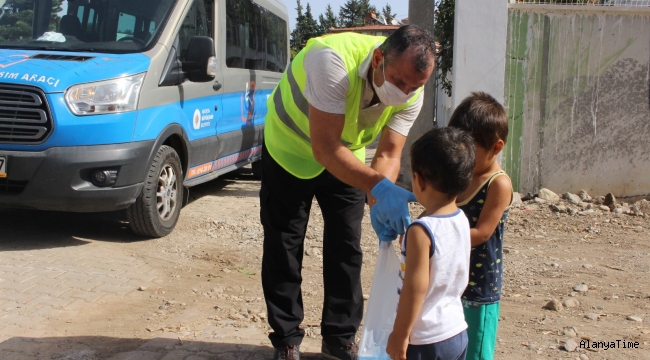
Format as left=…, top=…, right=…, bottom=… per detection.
left=1, top=165, right=649, bottom=360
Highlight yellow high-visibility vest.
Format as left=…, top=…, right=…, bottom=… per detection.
left=264, top=32, right=421, bottom=179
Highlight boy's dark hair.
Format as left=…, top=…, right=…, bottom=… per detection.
left=447, top=92, right=508, bottom=149
left=411, top=127, right=475, bottom=197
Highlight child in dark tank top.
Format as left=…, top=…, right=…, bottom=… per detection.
left=448, top=92, right=513, bottom=360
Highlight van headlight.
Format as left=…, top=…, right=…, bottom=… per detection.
left=65, top=73, right=146, bottom=115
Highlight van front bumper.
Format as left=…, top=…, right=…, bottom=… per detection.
left=0, top=141, right=154, bottom=212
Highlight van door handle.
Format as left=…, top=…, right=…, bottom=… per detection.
left=213, top=81, right=222, bottom=92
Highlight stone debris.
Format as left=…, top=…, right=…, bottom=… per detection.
left=563, top=326, right=577, bottom=337
left=521, top=189, right=649, bottom=219
left=626, top=315, right=643, bottom=322
left=604, top=193, right=617, bottom=210
left=534, top=197, right=546, bottom=205
left=632, top=200, right=649, bottom=216
left=538, top=188, right=560, bottom=202
left=563, top=299, right=580, bottom=308
left=549, top=204, right=567, bottom=213
left=305, top=247, right=322, bottom=257
left=632, top=203, right=644, bottom=216
left=543, top=299, right=563, bottom=311
left=563, top=192, right=582, bottom=205
left=584, top=313, right=600, bottom=320
left=573, top=284, right=588, bottom=292
left=579, top=190, right=592, bottom=202
left=563, top=338, right=578, bottom=352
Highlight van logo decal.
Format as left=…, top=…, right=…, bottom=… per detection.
left=192, top=108, right=213, bottom=130
left=0, top=55, right=29, bottom=69
left=241, top=81, right=256, bottom=124
left=193, top=109, right=201, bottom=130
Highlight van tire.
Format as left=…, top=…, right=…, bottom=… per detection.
left=251, top=160, right=262, bottom=180
left=127, top=145, right=183, bottom=238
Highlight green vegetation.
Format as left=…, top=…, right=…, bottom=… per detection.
left=0, top=0, right=63, bottom=42
left=291, top=0, right=402, bottom=57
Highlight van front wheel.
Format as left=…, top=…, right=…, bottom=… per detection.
left=127, top=145, right=183, bottom=238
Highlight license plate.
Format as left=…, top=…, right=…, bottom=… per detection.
left=0, top=156, right=6, bottom=178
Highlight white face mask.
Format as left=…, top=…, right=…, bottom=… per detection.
left=372, top=60, right=418, bottom=106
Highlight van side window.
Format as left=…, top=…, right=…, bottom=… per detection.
left=225, top=0, right=287, bottom=73
left=178, top=0, right=214, bottom=62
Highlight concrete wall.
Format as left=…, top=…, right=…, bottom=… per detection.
left=450, top=0, right=509, bottom=120
left=504, top=5, right=650, bottom=198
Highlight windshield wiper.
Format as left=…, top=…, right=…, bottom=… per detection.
left=0, top=44, right=69, bottom=51
left=68, top=48, right=98, bottom=53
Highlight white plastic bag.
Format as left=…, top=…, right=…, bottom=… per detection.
left=359, top=240, right=401, bottom=360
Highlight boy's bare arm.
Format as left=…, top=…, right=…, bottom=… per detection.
left=386, top=225, right=430, bottom=360
left=470, top=175, right=512, bottom=247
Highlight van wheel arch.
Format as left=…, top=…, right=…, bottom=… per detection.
left=163, top=133, right=188, bottom=178
left=142, top=124, right=190, bottom=182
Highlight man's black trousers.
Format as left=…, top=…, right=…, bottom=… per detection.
left=259, top=143, right=365, bottom=348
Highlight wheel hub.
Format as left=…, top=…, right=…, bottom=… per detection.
left=156, top=164, right=178, bottom=221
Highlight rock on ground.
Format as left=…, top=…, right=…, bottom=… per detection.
left=563, top=339, right=578, bottom=352
left=579, top=190, right=592, bottom=202
left=604, top=193, right=617, bottom=209
left=563, top=192, right=582, bottom=205
left=543, top=299, right=563, bottom=311
left=563, top=299, right=580, bottom=308
left=538, top=188, right=560, bottom=202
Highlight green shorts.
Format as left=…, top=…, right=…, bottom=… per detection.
left=462, top=301, right=500, bottom=360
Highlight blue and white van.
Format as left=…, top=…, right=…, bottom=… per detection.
left=0, top=0, right=289, bottom=237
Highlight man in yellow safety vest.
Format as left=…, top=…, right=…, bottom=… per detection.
left=260, top=25, right=436, bottom=360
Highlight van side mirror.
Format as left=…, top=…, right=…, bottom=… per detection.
left=182, top=36, right=216, bottom=83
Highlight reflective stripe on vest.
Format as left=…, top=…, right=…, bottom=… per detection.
left=273, top=65, right=352, bottom=147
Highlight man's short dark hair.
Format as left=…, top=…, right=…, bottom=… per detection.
left=411, top=127, right=475, bottom=197
left=379, top=25, right=435, bottom=73
left=448, top=92, right=509, bottom=149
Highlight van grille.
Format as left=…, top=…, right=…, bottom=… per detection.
left=0, top=84, right=53, bottom=144
left=0, top=178, right=28, bottom=195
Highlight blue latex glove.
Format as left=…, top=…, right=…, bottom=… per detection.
left=370, top=178, right=417, bottom=238
left=370, top=205, right=398, bottom=241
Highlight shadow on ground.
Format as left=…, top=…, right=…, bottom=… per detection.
left=0, top=209, right=137, bottom=250
left=0, top=336, right=324, bottom=360
left=0, top=167, right=261, bottom=250
left=185, top=166, right=260, bottom=204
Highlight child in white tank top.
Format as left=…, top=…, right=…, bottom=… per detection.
left=386, top=127, right=476, bottom=360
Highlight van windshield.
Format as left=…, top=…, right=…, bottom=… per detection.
left=0, top=0, right=176, bottom=53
